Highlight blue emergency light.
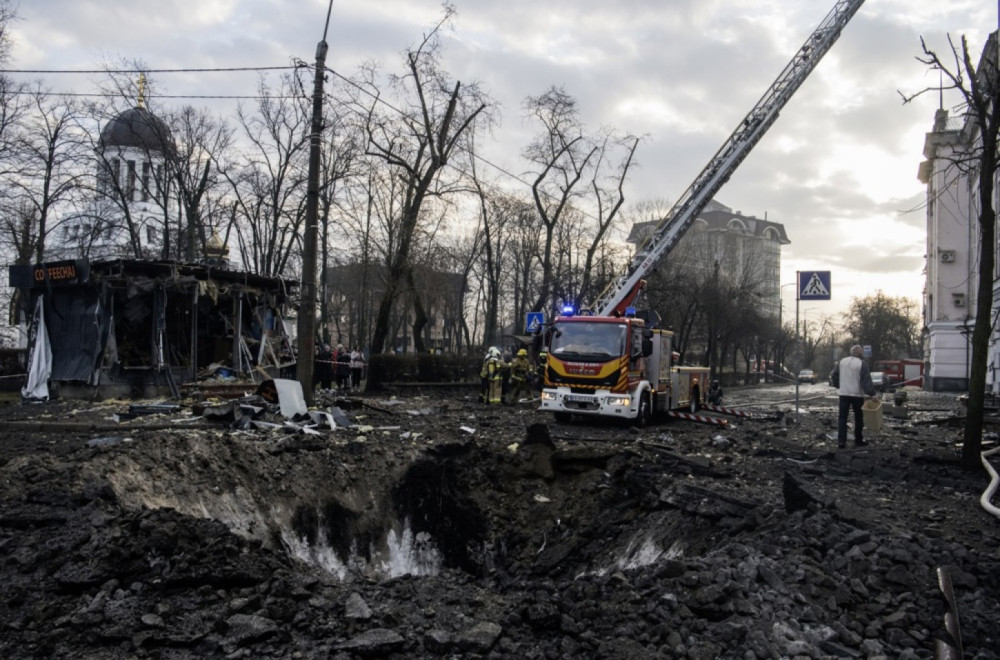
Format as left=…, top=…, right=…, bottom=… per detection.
left=561, top=304, right=575, bottom=316
left=625, top=306, right=636, bottom=317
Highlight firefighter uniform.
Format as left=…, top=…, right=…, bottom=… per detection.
left=479, top=351, right=490, bottom=403
left=484, top=347, right=504, bottom=405
left=534, top=350, right=548, bottom=393
left=708, top=380, right=723, bottom=405
left=508, top=349, right=532, bottom=404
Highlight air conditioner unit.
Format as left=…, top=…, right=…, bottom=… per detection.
left=940, top=251, right=956, bottom=263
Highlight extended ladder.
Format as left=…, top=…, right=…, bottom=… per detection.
left=594, top=0, right=866, bottom=317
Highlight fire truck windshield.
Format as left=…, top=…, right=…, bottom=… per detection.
left=550, top=321, right=627, bottom=361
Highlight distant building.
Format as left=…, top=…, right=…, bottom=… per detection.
left=47, top=94, right=185, bottom=262
left=627, top=200, right=790, bottom=318
left=323, top=262, right=465, bottom=353
left=917, top=31, right=1000, bottom=393
left=9, top=89, right=291, bottom=399
left=9, top=258, right=296, bottom=399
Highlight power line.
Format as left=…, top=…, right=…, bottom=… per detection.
left=7, top=91, right=300, bottom=100
left=4, top=62, right=602, bottom=222
left=0, top=66, right=301, bottom=74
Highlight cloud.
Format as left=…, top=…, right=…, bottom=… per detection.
left=8, top=0, right=988, bottom=315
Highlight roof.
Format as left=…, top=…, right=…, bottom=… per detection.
left=99, top=107, right=175, bottom=155
left=626, top=201, right=790, bottom=245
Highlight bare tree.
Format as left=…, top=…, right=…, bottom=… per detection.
left=800, top=312, right=837, bottom=372
left=351, top=8, right=494, bottom=356
left=506, top=198, right=544, bottom=337
left=317, top=96, right=363, bottom=344
left=643, top=221, right=771, bottom=378
left=522, top=88, right=639, bottom=315
left=7, top=87, right=90, bottom=262
left=166, top=105, right=234, bottom=261
left=0, top=201, right=38, bottom=266
left=576, top=131, right=639, bottom=304
left=0, top=71, right=26, bottom=180
left=331, top=168, right=389, bottom=349
left=523, top=87, right=597, bottom=315
left=902, top=32, right=999, bottom=470
left=438, top=223, right=482, bottom=351
left=220, top=73, right=310, bottom=277
left=474, top=191, right=520, bottom=346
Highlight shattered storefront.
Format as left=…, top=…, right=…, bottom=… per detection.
left=10, top=259, right=297, bottom=400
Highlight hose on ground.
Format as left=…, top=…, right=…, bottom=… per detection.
left=980, top=447, right=1000, bottom=520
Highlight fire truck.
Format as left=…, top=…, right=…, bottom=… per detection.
left=539, top=0, right=865, bottom=425
left=541, top=307, right=705, bottom=425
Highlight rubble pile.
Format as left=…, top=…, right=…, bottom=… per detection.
left=0, top=386, right=997, bottom=658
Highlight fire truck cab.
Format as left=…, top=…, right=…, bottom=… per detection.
left=539, top=314, right=707, bottom=425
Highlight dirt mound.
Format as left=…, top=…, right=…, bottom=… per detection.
left=0, top=386, right=997, bottom=658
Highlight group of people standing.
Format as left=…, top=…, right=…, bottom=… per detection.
left=480, top=346, right=543, bottom=405
left=315, top=343, right=366, bottom=392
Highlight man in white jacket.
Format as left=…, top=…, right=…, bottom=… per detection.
left=829, top=344, right=878, bottom=448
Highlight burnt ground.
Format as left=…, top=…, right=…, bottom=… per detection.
left=0, top=381, right=997, bottom=659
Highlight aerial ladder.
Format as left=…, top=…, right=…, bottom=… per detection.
left=593, top=0, right=866, bottom=317
left=539, top=0, right=866, bottom=426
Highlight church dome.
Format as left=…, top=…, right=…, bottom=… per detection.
left=99, top=107, right=175, bottom=155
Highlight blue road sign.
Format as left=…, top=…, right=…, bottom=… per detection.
left=525, top=312, right=544, bottom=333
left=798, top=271, right=832, bottom=301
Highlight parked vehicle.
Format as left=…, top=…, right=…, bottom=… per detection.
left=875, top=359, right=924, bottom=388
left=539, top=314, right=706, bottom=425
left=871, top=372, right=894, bottom=392
left=797, top=369, right=818, bottom=384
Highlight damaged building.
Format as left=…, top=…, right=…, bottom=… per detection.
left=10, top=258, right=297, bottom=400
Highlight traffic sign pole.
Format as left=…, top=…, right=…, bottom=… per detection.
left=795, top=272, right=800, bottom=418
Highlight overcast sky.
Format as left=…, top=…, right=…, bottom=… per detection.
left=7, top=0, right=996, bottom=320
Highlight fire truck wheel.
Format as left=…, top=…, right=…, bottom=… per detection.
left=554, top=412, right=573, bottom=423
left=635, top=393, right=651, bottom=428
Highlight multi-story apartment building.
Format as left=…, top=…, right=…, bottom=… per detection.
left=627, top=199, right=790, bottom=318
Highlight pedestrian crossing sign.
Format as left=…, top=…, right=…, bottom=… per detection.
left=525, top=312, right=544, bottom=333
left=798, top=270, right=831, bottom=301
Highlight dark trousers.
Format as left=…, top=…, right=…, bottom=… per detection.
left=837, top=395, right=865, bottom=444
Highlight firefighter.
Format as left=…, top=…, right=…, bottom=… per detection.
left=508, top=348, right=532, bottom=404
left=708, top=379, right=723, bottom=405
left=479, top=347, right=494, bottom=403
left=690, top=377, right=700, bottom=413
left=534, top=349, right=548, bottom=393
left=484, top=347, right=504, bottom=405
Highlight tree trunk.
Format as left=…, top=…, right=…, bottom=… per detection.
left=408, top=268, right=428, bottom=353
left=962, top=161, right=996, bottom=471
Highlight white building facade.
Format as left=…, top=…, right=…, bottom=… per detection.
left=49, top=104, right=179, bottom=261
left=918, top=32, right=1000, bottom=392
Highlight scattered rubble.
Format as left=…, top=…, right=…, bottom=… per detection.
left=0, top=385, right=997, bottom=658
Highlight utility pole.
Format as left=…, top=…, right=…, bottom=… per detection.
left=296, top=2, right=332, bottom=405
